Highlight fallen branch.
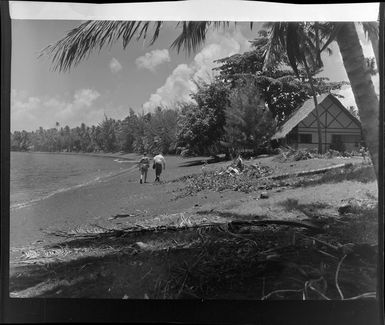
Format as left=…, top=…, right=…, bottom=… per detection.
left=261, top=288, right=303, bottom=300
left=266, top=163, right=354, bottom=181
left=344, top=292, right=376, bottom=300
left=308, top=285, right=331, bottom=300
left=317, top=249, right=339, bottom=260
left=108, top=214, right=135, bottom=220
left=230, top=219, right=323, bottom=233
left=217, top=227, right=258, bottom=247
left=295, top=232, right=339, bottom=251
left=335, top=254, right=347, bottom=300
left=44, top=216, right=323, bottom=242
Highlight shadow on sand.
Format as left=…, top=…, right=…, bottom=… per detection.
left=10, top=211, right=377, bottom=300
left=178, top=156, right=228, bottom=168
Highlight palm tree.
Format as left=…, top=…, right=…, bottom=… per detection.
left=258, top=22, right=327, bottom=154
left=40, top=20, right=379, bottom=177
left=333, top=22, right=379, bottom=177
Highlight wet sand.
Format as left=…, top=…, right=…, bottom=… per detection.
left=10, top=154, right=227, bottom=249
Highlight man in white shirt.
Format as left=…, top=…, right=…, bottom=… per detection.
left=153, top=153, right=166, bottom=182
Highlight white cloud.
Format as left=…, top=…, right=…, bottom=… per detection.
left=135, top=49, right=171, bottom=72
left=143, top=64, right=197, bottom=110
left=143, top=27, right=251, bottom=111
left=109, top=57, right=123, bottom=73
left=11, top=89, right=102, bottom=131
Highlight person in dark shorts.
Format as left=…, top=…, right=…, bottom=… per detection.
left=153, top=153, right=166, bottom=182
left=138, top=152, right=150, bottom=184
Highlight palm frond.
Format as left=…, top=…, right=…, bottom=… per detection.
left=171, top=21, right=237, bottom=55
left=40, top=20, right=163, bottom=72
left=137, top=22, right=150, bottom=41
left=262, top=22, right=287, bottom=71
left=320, top=23, right=342, bottom=52
left=150, top=21, right=163, bottom=46
left=214, top=21, right=230, bottom=30
left=286, top=23, right=303, bottom=76
left=171, top=21, right=210, bottom=55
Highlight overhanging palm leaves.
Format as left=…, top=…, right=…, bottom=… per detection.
left=171, top=21, right=231, bottom=55
left=40, top=20, right=235, bottom=72
left=40, top=21, right=163, bottom=71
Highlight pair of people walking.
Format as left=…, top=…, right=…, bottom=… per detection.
left=138, top=152, right=166, bottom=183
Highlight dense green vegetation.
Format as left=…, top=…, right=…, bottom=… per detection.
left=11, top=108, right=179, bottom=154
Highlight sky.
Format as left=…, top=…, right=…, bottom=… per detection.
left=10, top=20, right=378, bottom=132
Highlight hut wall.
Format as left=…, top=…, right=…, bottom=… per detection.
left=295, top=96, right=362, bottom=152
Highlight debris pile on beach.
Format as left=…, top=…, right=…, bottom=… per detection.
left=174, top=160, right=274, bottom=198
left=275, top=148, right=318, bottom=162
left=173, top=157, right=374, bottom=200
left=275, top=148, right=360, bottom=163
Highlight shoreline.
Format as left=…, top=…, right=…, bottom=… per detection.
left=9, top=154, right=227, bottom=250
left=10, top=164, right=139, bottom=211
left=11, top=150, right=141, bottom=161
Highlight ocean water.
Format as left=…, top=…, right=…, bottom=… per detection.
left=10, top=152, right=135, bottom=210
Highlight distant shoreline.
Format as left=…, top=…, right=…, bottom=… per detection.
left=11, top=150, right=140, bottom=161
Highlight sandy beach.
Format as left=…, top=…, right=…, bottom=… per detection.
left=9, top=153, right=378, bottom=300
left=10, top=153, right=230, bottom=249
left=10, top=153, right=366, bottom=249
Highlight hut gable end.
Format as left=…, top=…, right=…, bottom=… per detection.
left=272, top=94, right=361, bottom=140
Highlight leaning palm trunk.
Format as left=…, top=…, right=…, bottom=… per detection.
left=336, top=22, right=379, bottom=177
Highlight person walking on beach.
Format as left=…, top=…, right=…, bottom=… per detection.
left=138, top=152, right=150, bottom=184
left=153, top=152, right=166, bottom=182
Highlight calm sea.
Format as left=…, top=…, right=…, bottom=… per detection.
left=10, top=152, right=136, bottom=210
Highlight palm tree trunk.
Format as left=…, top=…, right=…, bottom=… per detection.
left=304, top=61, right=323, bottom=154
left=368, top=31, right=379, bottom=69
left=362, top=21, right=379, bottom=67
left=336, top=22, right=379, bottom=178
